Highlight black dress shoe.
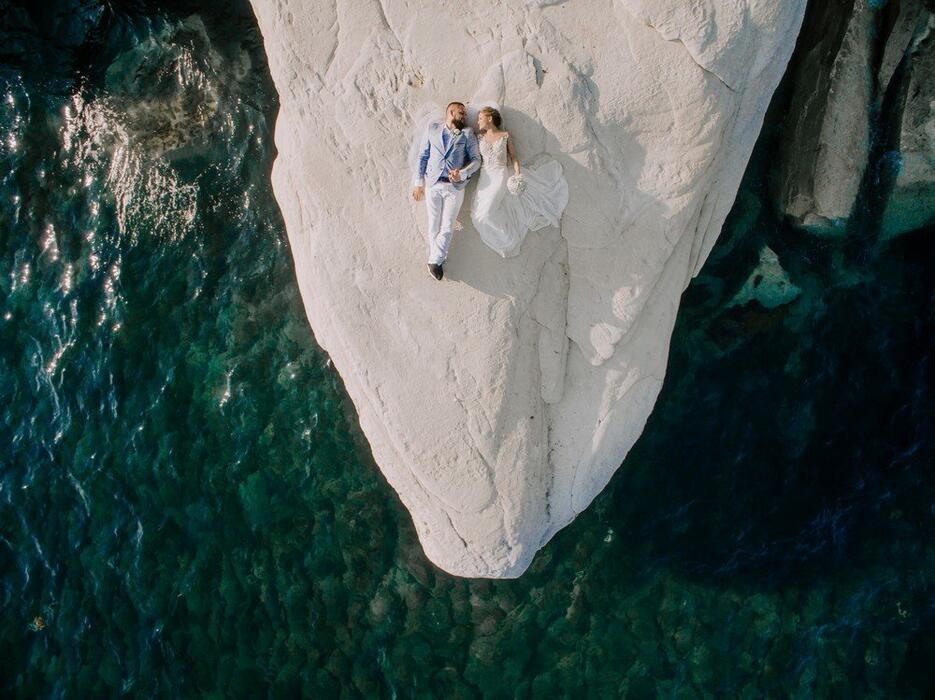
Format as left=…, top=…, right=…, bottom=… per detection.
left=428, top=263, right=443, bottom=281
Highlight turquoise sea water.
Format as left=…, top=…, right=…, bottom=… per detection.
left=1, top=2, right=933, bottom=696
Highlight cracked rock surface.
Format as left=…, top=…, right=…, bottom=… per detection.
left=249, top=0, right=806, bottom=578
left=882, top=8, right=935, bottom=239
left=775, top=0, right=934, bottom=236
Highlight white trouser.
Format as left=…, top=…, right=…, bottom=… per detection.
left=424, top=181, right=464, bottom=265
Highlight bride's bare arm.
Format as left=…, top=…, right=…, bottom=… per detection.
left=506, top=133, right=521, bottom=176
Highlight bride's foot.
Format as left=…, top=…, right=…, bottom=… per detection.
left=427, top=262, right=443, bottom=281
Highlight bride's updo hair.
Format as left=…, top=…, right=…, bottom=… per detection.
left=479, top=107, right=502, bottom=131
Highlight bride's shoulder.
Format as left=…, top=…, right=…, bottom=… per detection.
left=481, top=130, right=510, bottom=142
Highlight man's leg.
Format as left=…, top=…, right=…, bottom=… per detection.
left=434, top=184, right=465, bottom=264
left=425, top=184, right=445, bottom=264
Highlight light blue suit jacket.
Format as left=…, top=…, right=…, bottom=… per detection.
left=413, top=122, right=481, bottom=191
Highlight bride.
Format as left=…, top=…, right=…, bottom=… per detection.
left=470, top=107, right=569, bottom=257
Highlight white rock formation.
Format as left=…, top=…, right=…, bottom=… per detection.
left=776, top=0, right=874, bottom=233
left=250, top=0, right=806, bottom=578
left=882, top=10, right=935, bottom=239
left=878, top=0, right=929, bottom=96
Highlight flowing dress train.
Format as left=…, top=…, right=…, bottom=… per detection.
left=470, top=135, right=569, bottom=258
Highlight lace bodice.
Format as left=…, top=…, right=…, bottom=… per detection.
left=479, top=135, right=509, bottom=168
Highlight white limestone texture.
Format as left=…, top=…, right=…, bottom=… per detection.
left=249, top=0, right=806, bottom=578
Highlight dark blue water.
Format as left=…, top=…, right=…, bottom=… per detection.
left=1, top=2, right=933, bottom=696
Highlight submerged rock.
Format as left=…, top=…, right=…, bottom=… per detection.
left=104, top=16, right=245, bottom=159
left=727, top=247, right=801, bottom=310
left=249, top=0, right=806, bottom=577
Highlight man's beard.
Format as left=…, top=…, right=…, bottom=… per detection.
left=451, top=117, right=465, bottom=130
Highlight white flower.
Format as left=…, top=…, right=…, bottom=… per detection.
left=507, top=174, right=526, bottom=195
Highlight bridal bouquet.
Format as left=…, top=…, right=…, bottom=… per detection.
left=507, top=173, right=526, bottom=196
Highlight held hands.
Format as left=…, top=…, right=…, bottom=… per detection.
left=411, top=169, right=465, bottom=201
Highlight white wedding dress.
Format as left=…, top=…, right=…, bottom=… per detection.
left=470, top=135, right=569, bottom=258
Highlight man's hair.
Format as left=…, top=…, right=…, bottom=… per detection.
left=446, top=101, right=465, bottom=112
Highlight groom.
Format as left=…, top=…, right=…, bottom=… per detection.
left=411, top=101, right=481, bottom=281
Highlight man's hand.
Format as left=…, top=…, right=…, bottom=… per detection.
left=448, top=168, right=461, bottom=183
left=411, top=185, right=425, bottom=201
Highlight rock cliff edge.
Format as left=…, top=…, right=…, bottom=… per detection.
left=249, top=0, right=807, bottom=577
